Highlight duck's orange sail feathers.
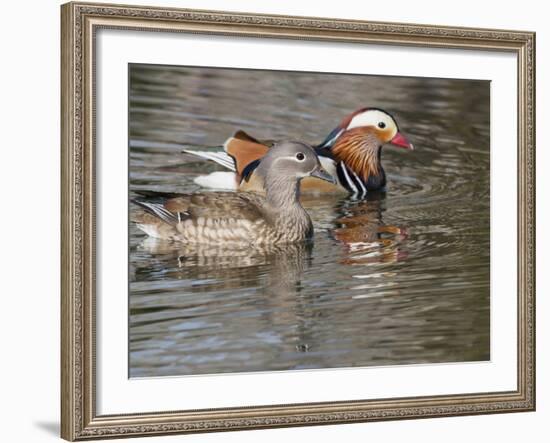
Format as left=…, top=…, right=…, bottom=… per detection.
left=224, top=130, right=270, bottom=179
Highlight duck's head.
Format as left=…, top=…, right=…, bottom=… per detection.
left=318, top=108, right=413, bottom=186
left=259, top=141, right=336, bottom=185
left=320, top=107, right=414, bottom=151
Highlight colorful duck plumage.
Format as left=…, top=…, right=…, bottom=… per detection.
left=184, top=108, right=413, bottom=197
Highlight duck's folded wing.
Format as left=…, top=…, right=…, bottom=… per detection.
left=165, top=193, right=265, bottom=221
left=182, top=149, right=237, bottom=172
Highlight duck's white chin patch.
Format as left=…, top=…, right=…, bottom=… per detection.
left=194, top=171, right=238, bottom=190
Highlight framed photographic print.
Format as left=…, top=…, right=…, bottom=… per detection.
left=61, top=1, right=536, bottom=440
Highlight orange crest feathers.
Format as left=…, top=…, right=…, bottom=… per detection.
left=331, top=127, right=383, bottom=181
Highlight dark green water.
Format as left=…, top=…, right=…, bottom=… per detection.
left=129, top=64, right=490, bottom=377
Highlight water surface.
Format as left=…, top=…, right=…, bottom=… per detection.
left=129, top=65, right=490, bottom=377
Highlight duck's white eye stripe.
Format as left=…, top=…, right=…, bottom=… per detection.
left=347, top=110, right=394, bottom=131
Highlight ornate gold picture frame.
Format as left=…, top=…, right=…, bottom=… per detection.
left=61, top=1, right=535, bottom=440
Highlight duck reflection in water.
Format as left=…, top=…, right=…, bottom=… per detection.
left=329, top=193, right=409, bottom=266
left=134, top=237, right=313, bottom=293
left=134, top=237, right=320, bottom=358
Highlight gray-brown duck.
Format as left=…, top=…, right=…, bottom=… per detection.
left=132, top=141, right=335, bottom=245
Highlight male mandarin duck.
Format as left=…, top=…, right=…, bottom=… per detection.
left=132, top=141, right=336, bottom=245
left=184, top=108, right=413, bottom=197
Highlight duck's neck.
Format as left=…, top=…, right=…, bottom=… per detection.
left=264, top=173, right=302, bottom=210
left=262, top=173, right=312, bottom=234
left=331, top=131, right=384, bottom=184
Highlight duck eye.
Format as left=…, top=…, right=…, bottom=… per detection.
left=378, top=122, right=386, bottom=129
left=296, top=153, right=305, bottom=161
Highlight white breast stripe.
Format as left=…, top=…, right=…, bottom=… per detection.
left=351, top=170, right=367, bottom=196
left=339, top=163, right=358, bottom=194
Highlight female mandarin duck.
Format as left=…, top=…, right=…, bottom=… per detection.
left=132, top=141, right=335, bottom=245
left=184, top=108, right=413, bottom=197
